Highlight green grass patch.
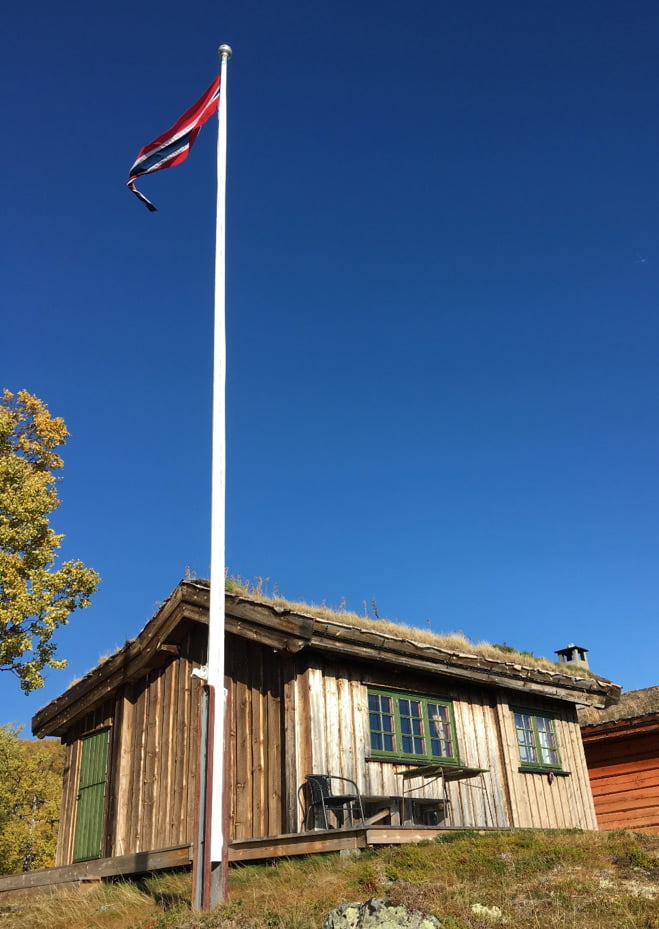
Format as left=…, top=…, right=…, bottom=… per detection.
left=2, top=830, right=659, bottom=929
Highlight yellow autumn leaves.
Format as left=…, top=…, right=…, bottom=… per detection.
left=0, top=391, right=99, bottom=693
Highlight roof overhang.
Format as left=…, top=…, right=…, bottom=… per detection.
left=33, top=580, right=621, bottom=739
left=229, top=596, right=620, bottom=709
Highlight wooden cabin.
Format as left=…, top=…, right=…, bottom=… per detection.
left=32, top=580, right=620, bottom=872
left=579, top=686, right=659, bottom=834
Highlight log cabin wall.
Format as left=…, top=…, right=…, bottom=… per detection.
left=583, top=728, right=659, bottom=833
left=496, top=692, right=597, bottom=831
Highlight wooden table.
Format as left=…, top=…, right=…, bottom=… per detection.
left=360, top=793, right=451, bottom=827
left=360, top=795, right=406, bottom=826
left=398, top=764, right=490, bottom=826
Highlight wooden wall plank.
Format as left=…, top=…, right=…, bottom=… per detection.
left=184, top=626, right=205, bottom=847
left=307, top=663, right=326, bottom=774
left=265, top=649, right=283, bottom=836
left=322, top=670, right=340, bottom=779
left=106, top=690, right=125, bottom=856
left=231, top=637, right=251, bottom=840
left=250, top=644, right=265, bottom=837
left=141, top=670, right=159, bottom=850
left=282, top=657, right=299, bottom=833
left=129, top=679, right=148, bottom=852
left=294, top=661, right=313, bottom=828
left=55, top=739, right=80, bottom=866
left=336, top=673, right=357, bottom=783
left=564, top=705, right=597, bottom=830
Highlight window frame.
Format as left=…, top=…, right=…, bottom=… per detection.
left=367, top=686, right=460, bottom=766
left=511, top=706, right=563, bottom=772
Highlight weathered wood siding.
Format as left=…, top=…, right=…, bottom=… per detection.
left=227, top=634, right=286, bottom=840
left=56, top=623, right=600, bottom=866
left=583, top=730, right=659, bottom=833
left=290, top=656, right=504, bottom=829
left=56, top=625, right=206, bottom=866
left=287, top=655, right=596, bottom=832
left=496, top=693, right=597, bottom=830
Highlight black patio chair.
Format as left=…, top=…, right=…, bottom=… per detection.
left=301, top=774, right=364, bottom=830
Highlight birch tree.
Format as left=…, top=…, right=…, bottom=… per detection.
left=0, top=390, right=99, bottom=693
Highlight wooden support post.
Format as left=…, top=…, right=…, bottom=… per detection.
left=192, top=685, right=210, bottom=912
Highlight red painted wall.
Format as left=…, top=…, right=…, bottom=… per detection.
left=583, top=728, right=659, bottom=834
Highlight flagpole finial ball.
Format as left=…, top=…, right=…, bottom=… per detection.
left=218, top=44, right=233, bottom=59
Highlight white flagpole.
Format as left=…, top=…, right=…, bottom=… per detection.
left=208, top=42, right=232, bottom=873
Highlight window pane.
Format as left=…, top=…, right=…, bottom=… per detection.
left=518, top=741, right=537, bottom=764
left=398, top=698, right=425, bottom=756
left=540, top=745, right=559, bottom=765
left=369, top=693, right=395, bottom=754
left=428, top=703, right=453, bottom=757
left=515, top=715, right=537, bottom=764
left=430, top=739, right=452, bottom=757
left=537, top=718, right=559, bottom=765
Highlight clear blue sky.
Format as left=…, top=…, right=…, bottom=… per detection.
left=3, top=1, right=659, bottom=731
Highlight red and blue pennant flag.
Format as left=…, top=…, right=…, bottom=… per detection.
left=127, top=75, right=220, bottom=212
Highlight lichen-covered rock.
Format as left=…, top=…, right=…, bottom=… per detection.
left=323, top=898, right=442, bottom=929
left=470, top=903, right=502, bottom=921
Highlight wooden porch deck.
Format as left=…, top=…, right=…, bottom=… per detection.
left=0, top=825, right=469, bottom=894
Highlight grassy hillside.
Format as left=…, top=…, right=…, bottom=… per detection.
left=3, top=830, right=659, bottom=929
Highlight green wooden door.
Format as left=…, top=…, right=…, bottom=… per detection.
left=73, top=729, right=110, bottom=862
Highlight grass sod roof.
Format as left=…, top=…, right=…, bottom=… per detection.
left=579, top=684, right=659, bottom=729
left=33, top=579, right=621, bottom=738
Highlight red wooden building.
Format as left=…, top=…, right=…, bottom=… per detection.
left=580, top=686, right=659, bottom=834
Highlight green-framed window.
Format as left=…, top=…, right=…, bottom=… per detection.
left=512, top=708, right=562, bottom=770
left=367, top=688, right=458, bottom=764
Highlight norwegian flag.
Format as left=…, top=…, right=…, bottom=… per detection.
left=127, top=75, right=220, bottom=211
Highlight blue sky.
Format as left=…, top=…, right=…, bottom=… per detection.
left=3, top=1, right=659, bottom=730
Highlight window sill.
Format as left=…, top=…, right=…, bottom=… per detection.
left=518, top=767, right=570, bottom=776
left=366, top=756, right=461, bottom=767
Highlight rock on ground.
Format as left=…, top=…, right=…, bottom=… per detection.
left=323, top=897, right=442, bottom=929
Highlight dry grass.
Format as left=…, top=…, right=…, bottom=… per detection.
left=3, top=831, right=658, bottom=929
left=225, top=577, right=603, bottom=680
left=0, top=879, right=157, bottom=929
left=67, top=577, right=607, bottom=695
